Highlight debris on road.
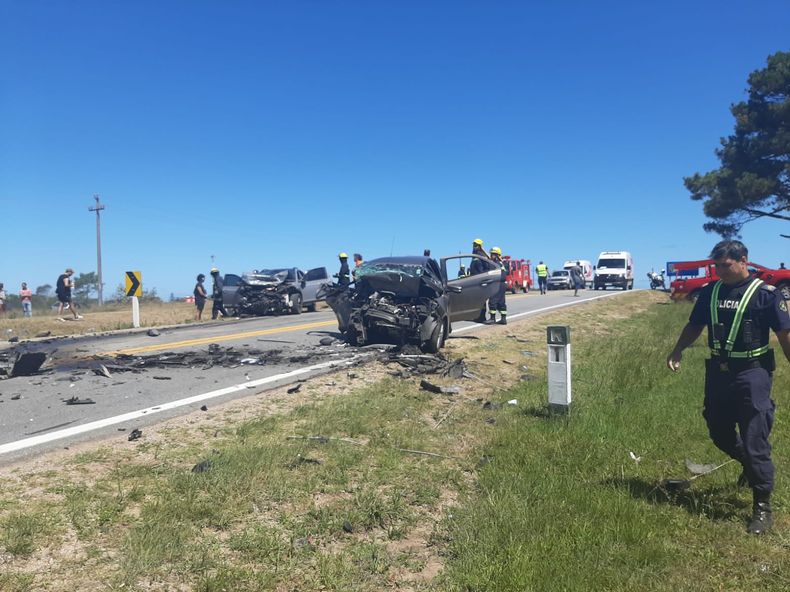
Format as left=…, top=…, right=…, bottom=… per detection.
left=65, top=396, right=96, bottom=405
left=35, top=331, right=51, bottom=338
left=94, top=364, right=112, bottom=378
left=200, top=405, right=208, bottom=411
left=147, top=329, right=161, bottom=337
left=319, top=337, right=335, bottom=346
left=10, top=352, right=47, bottom=377
left=287, top=384, right=302, bottom=394
left=128, top=428, right=143, bottom=441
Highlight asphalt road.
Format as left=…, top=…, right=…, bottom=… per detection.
left=0, top=288, right=628, bottom=464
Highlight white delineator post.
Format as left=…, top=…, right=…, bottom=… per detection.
left=547, top=326, right=572, bottom=412
left=132, top=296, right=140, bottom=328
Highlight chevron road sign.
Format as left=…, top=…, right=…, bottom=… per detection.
left=125, top=271, right=142, bottom=297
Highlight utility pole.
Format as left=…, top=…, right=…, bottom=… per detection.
left=89, top=194, right=106, bottom=305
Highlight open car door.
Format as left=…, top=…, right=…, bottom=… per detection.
left=440, top=254, right=503, bottom=322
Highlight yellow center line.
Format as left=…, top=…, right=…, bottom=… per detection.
left=107, top=319, right=337, bottom=356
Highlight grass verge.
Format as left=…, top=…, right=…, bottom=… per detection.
left=0, top=292, right=788, bottom=591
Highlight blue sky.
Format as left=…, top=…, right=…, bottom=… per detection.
left=1, top=1, right=789, bottom=298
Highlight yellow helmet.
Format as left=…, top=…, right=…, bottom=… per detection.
left=338, top=252, right=348, bottom=259
left=473, top=238, right=483, bottom=246
left=210, top=267, right=219, bottom=273
left=491, top=247, right=502, bottom=255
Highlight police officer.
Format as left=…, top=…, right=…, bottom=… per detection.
left=488, top=247, right=508, bottom=325
left=667, top=240, right=790, bottom=535
left=210, top=268, right=229, bottom=319
left=335, top=252, right=351, bottom=286
left=536, top=261, right=549, bottom=295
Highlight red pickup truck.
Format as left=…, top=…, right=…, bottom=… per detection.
left=670, top=259, right=790, bottom=301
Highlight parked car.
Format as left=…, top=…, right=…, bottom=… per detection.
left=222, top=267, right=329, bottom=316
left=670, top=259, right=790, bottom=301
left=547, top=269, right=573, bottom=290
left=322, top=254, right=504, bottom=352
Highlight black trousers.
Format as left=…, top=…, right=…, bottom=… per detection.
left=489, top=283, right=507, bottom=314
left=538, top=276, right=547, bottom=293
left=703, top=360, right=775, bottom=494
left=212, top=298, right=228, bottom=319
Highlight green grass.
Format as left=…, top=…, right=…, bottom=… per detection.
left=440, top=299, right=790, bottom=591
left=3, top=293, right=789, bottom=590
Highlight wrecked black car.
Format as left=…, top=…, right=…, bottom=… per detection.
left=222, top=267, right=329, bottom=316
left=322, top=255, right=503, bottom=352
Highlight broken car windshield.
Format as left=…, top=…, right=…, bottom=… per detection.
left=356, top=262, right=426, bottom=279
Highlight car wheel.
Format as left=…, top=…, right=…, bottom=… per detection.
left=306, top=302, right=317, bottom=313
left=290, top=293, right=303, bottom=314
left=511, top=286, right=517, bottom=295
left=422, top=318, right=447, bottom=353
left=778, top=282, right=790, bottom=301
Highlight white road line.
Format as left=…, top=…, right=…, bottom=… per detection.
left=0, top=356, right=363, bottom=456
left=453, top=291, right=624, bottom=333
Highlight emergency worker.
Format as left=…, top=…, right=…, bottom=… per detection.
left=470, top=239, right=490, bottom=322
left=667, top=240, right=790, bottom=535
left=335, top=253, right=351, bottom=286
left=536, top=261, right=549, bottom=295
left=488, top=247, right=507, bottom=325
left=469, top=239, right=489, bottom=275
left=210, top=268, right=229, bottom=319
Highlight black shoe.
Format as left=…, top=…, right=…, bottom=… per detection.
left=747, top=501, right=773, bottom=535
left=498, top=318, right=507, bottom=325
left=489, top=314, right=496, bottom=322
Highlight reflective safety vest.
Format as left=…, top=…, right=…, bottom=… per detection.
left=536, top=264, right=548, bottom=277
left=709, top=278, right=769, bottom=359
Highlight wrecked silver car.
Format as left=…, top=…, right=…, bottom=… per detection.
left=322, top=255, right=503, bottom=352
left=222, top=267, right=329, bottom=316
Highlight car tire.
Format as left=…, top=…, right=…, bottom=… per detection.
left=778, top=282, right=790, bottom=301
left=422, top=318, right=447, bottom=353
left=290, top=293, right=303, bottom=314
left=306, top=303, right=317, bottom=313
left=511, top=286, right=517, bottom=295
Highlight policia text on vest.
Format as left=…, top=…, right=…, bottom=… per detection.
left=667, top=240, right=790, bottom=536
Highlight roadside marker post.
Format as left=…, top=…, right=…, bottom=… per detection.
left=125, top=271, right=142, bottom=328
left=547, top=326, right=572, bottom=413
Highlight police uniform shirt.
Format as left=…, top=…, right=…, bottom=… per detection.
left=689, top=276, right=790, bottom=351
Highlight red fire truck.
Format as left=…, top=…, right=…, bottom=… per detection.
left=503, top=257, right=532, bottom=294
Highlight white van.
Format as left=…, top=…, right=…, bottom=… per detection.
left=563, top=260, right=594, bottom=287
left=593, top=251, right=634, bottom=290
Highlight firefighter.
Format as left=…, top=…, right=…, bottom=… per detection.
left=536, top=261, right=549, bottom=295
left=469, top=239, right=489, bottom=275
left=488, top=247, right=507, bottom=325
left=667, top=240, right=790, bottom=535
left=335, top=252, right=351, bottom=286
left=470, top=239, right=489, bottom=322
left=210, top=268, right=229, bottom=320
